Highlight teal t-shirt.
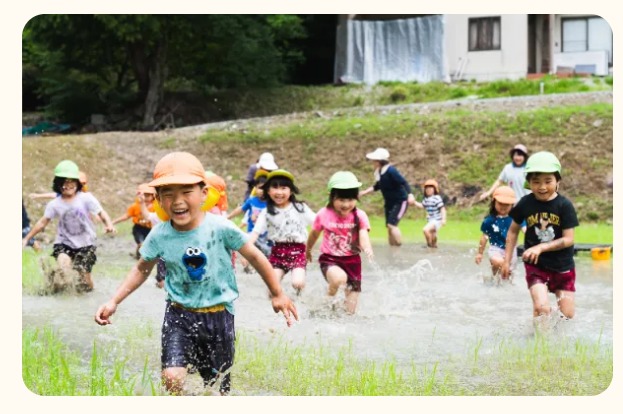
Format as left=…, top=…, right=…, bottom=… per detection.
left=140, top=213, right=248, bottom=314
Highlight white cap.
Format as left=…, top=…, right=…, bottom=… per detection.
left=366, top=148, right=390, bottom=161
left=258, top=152, right=278, bottom=171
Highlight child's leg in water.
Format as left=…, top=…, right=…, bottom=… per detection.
left=555, top=290, right=575, bottom=319
left=344, top=289, right=360, bottom=314
left=325, top=266, right=347, bottom=297
left=291, top=268, right=306, bottom=294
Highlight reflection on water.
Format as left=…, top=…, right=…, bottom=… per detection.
left=22, top=243, right=613, bottom=391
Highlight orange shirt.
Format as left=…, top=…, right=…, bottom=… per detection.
left=127, top=201, right=154, bottom=228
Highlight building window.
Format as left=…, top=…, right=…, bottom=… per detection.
left=468, top=17, right=501, bottom=51
left=562, top=16, right=612, bottom=64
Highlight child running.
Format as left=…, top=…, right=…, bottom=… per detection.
left=475, top=185, right=517, bottom=282
left=502, top=151, right=579, bottom=325
left=94, top=152, right=298, bottom=396
left=228, top=171, right=272, bottom=271
left=112, top=183, right=157, bottom=259
left=413, top=179, right=446, bottom=248
left=22, top=160, right=116, bottom=292
left=306, top=171, right=373, bottom=314
left=249, top=169, right=316, bottom=295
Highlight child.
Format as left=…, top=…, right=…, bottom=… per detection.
left=249, top=169, right=316, bottom=295
left=475, top=185, right=517, bottom=282
left=94, top=152, right=298, bottom=396
left=360, top=147, right=416, bottom=246
left=22, top=200, right=41, bottom=251
left=228, top=171, right=272, bottom=258
left=480, top=144, right=531, bottom=203
left=306, top=171, right=373, bottom=314
left=413, top=179, right=446, bottom=248
left=502, top=151, right=579, bottom=323
left=112, top=183, right=157, bottom=259
left=22, top=160, right=116, bottom=292
left=29, top=170, right=90, bottom=200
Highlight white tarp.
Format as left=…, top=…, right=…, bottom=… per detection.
left=334, top=15, right=449, bottom=85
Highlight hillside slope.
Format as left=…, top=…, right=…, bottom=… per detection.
left=22, top=91, right=613, bottom=227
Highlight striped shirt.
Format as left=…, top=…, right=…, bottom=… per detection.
left=421, top=195, right=444, bottom=221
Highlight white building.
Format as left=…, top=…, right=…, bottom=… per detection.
left=334, top=14, right=613, bottom=84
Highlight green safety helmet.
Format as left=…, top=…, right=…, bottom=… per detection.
left=327, top=171, right=362, bottom=192
left=54, top=160, right=80, bottom=179
left=524, top=151, right=561, bottom=188
left=266, top=169, right=295, bottom=183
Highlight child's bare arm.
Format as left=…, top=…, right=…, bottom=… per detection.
left=29, top=192, right=56, bottom=201
left=111, top=213, right=130, bottom=225
left=440, top=206, right=447, bottom=224
left=94, top=258, right=156, bottom=325
left=475, top=234, right=488, bottom=264
left=501, top=221, right=521, bottom=279
left=306, top=229, right=321, bottom=262
left=358, top=228, right=374, bottom=261
left=227, top=205, right=243, bottom=220
left=522, top=228, right=575, bottom=265
left=238, top=241, right=298, bottom=326
left=22, top=216, right=50, bottom=248
left=99, top=209, right=117, bottom=233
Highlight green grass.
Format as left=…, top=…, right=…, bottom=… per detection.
left=23, top=326, right=611, bottom=396
left=367, top=216, right=613, bottom=245
left=22, top=327, right=162, bottom=396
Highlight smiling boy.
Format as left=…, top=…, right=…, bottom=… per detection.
left=94, top=152, right=298, bottom=395
left=502, top=151, right=579, bottom=324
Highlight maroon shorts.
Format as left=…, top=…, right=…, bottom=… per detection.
left=524, top=263, right=576, bottom=293
left=269, top=242, right=307, bottom=273
left=318, top=253, right=362, bottom=292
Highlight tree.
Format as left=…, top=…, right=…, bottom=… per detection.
left=23, top=15, right=306, bottom=129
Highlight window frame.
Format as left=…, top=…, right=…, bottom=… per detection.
left=468, top=16, right=501, bottom=52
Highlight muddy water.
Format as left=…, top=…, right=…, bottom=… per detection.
left=22, top=240, right=613, bottom=393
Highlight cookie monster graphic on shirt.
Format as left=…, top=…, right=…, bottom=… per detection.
left=183, top=246, right=207, bottom=281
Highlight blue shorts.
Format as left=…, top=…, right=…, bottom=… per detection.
left=161, top=302, right=235, bottom=394
left=384, top=200, right=408, bottom=226
left=132, top=224, right=151, bottom=244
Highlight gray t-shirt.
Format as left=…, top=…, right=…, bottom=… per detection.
left=498, top=162, right=531, bottom=201
left=44, top=192, right=103, bottom=249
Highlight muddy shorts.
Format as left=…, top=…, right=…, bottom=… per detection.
left=132, top=224, right=151, bottom=244
left=52, top=243, right=97, bottom=273
left=269, top=242, right=307, bottom=273
left=161, top=301, right=235, bottom=394
left=155, top=258, right=166, bottom=282
left=524, top=263, right=576, bottom=293
left=384, top=200, right=408, bottom=226
left=318, top=253, right=362, bottom=292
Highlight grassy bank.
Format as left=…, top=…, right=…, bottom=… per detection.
left=22, top=325, right=611, bottom=396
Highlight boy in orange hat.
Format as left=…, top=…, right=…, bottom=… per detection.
left=112, top=183, right=157, bottom=259
left=94, top=151, right=298, bottom=396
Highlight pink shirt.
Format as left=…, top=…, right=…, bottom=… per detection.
left=312, top=207, right=370, bottom=256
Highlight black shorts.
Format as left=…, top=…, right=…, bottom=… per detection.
left=384, top=200, right=408, bottom=226
left=161, top=302, right=235, bottom=394
left=132, top=224, right=151, bottom=244
left=52, top=244, right=97, bottom=273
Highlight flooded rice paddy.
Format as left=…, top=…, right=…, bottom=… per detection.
left=22, top=237, right=613, bottom=395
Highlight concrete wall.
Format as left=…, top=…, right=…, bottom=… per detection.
left=445, top=14, right=528, bottom=82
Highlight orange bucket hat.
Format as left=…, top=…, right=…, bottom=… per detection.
left=149, top=152, right=207, bottom=188
left=137, top=183, right=157, bottom=195
left=492, top=185, right=516, bottom=204
left=424, top=179, right=439, bottom=194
